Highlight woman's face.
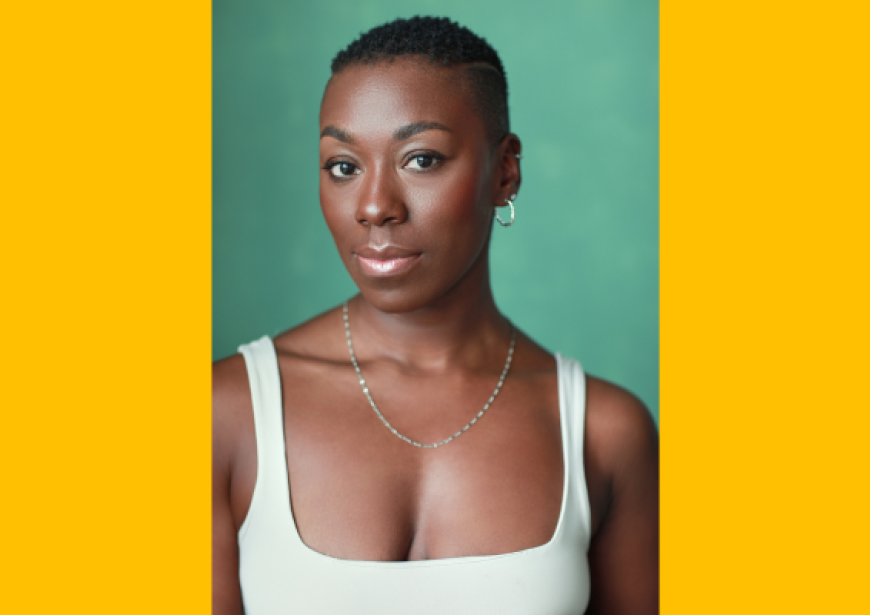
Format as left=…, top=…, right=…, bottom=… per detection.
left=319, top=58, right=517, bottom=314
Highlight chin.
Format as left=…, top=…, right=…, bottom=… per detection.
left=356, top=285, right=435, bottom=314
left=353, top=267, right=464, bottom=314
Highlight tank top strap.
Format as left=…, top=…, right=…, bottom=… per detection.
left=555, top=353, right=593, bottom=545
left=237, top=336, right=291, bottom=540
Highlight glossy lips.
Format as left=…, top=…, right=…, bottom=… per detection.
left=354, top=245, right=421, bottom=277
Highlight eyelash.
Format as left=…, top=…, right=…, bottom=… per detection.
left=322, top=152, right=444, bottom=181
left=322, top=160, right=360, bottom=180
left=404, top=152, right=443, bottom=171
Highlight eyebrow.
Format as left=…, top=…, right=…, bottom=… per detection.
left=320, top=125, right=354, bottom=144
left=392, top=121, right=452, bottom=141
left=319, top=121, right=452, bottom=144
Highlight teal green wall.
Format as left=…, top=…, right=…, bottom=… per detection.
left=214, top=0, right=659, bottom=421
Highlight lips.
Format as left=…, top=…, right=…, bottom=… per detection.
left=353, top=245, right=422, bottom=277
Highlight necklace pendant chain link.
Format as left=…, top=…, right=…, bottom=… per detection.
left=342, top=301, right=516, bottom=449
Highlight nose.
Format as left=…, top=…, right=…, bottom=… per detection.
left=355, top=166, right=407, bottom=227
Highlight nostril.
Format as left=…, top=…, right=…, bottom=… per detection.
left=359, top=203, right=405, bottom=226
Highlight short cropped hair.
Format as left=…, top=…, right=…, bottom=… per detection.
left=331, top=16, right=509, bottom=145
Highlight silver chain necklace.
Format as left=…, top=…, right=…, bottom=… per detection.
left=342, top=301, right=516, bottom=449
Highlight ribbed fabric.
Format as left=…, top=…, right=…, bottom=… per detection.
left=237, top=336, right=592, bottom=614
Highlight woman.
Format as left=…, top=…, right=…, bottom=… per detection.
left=213, top=16, right=658, bottom=614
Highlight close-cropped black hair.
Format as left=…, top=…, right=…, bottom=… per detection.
left=331, top=16, right=509, bottom=145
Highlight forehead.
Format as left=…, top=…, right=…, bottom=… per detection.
left=320, top=59, right=484, bottom=139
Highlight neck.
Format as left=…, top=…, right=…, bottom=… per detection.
left=347, top=255, right=511, bottom=371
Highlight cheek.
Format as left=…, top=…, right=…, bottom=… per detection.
left=413, top=167, right=490, bottom=229
left=320, top=181, right=352, bottom=242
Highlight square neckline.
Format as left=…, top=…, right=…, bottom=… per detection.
left=273, top=343, right=573, bottom=568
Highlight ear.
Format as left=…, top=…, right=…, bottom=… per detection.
left=492, top=133, right=522, bottom=207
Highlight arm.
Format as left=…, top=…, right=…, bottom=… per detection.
left=585, top=379, right=659, bottom=615
left=212, top=357, right=249, bottom=615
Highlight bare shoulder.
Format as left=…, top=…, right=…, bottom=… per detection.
left=213, top=353, right=251, bottom=408
left=513, top=328, right=557, bottom=373
left=212, top=352, right=254, bottom=471
left=585, top=375, right=658, bottom=478
left=583, top=376, right=659, bottom=613
left=212, top=353, right=252, bottom=613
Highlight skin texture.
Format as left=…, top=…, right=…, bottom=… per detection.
left=213, top=58, right=658, bottom=614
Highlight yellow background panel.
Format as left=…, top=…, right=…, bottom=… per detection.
left=1, top=2, right=211, bottom=613
left=662, top=1, right=869, bottom=612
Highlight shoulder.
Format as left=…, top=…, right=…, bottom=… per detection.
left=584, top=374, right=658, bottom=489
left=213, top=352, right=253, bottom=423
left=213, top=352, right=251, bottom=405
left=212, top=353, right=254, bottom=468
left=581, top=376, right=659, bottom=611
left=574, top=372, right=658, bottom=546
left=585, top=376, right=657, bottom=446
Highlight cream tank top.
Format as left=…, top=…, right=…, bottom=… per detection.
left=237, top=336, right=592, bottom=614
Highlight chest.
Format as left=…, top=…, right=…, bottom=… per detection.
left=283, top=365, right=565, bottom=561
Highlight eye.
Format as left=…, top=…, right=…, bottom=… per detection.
left=325, top=161, right=360, bottom=178
left=404, top=154, right=442, bottom=171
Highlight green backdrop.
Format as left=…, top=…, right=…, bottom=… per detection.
left=213, top=0, right=659, bottom=422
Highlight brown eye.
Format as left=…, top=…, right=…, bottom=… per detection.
left=405, top=154, right=441, bottom=171
left=328, top=161, right=360, bottom=178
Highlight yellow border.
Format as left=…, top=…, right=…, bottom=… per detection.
left=1, top=2, right=210, bottom=612
left=662, top=1, right=869, bottom=612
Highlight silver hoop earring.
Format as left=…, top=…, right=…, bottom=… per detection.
left=496, top=196, right=515, bottom=227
